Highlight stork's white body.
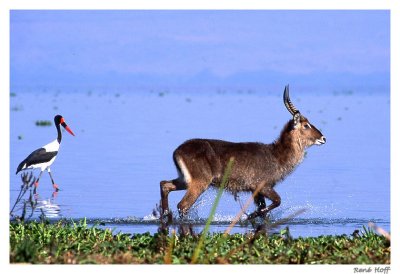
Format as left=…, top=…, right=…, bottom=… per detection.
left=16, top=115, right=75, bottom=192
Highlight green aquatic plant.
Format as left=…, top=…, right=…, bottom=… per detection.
left=163, top=229, right=177, bottom=264
left=9, top=220, right=390, bottom=264
left=35, top=120, right=52, bottom=126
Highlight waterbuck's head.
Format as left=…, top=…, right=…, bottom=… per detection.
left=283, top=85, right=326, bottom=148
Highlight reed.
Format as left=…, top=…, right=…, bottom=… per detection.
left=191, top=157, right=234, bottom=264
left=10, top=172, right=37, bottom=221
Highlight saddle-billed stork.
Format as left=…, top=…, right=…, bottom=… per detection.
left=16, top=115, right=75, bottom=192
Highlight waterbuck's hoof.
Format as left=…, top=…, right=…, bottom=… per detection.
left=247, top=212, right=259, bottom=220
left=167, top=212, right=173, bottom=223
left=178, top=224, right=194, bottom=236
left=161, top=210, right=173, bottom=224
left=247, top=210, right=268, bottom=220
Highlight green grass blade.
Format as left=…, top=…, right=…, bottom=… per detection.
left=191, top=157, right=234, bottom=264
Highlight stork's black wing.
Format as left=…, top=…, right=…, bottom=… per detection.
left=16, top=148, right=58, bottom=174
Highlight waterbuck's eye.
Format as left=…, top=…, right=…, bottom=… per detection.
left=304, top=123, right=311, bottom=129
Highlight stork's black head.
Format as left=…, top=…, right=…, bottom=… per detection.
left=54, top=114, right=75, bottom=136
left=54, top=115, right=63, bottom=125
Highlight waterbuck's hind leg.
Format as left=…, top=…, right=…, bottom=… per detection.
left=177, top=179, right=210, bottom=218
left=160, top=179, right=187, bottom=220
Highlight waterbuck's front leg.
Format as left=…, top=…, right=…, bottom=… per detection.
left=247, top=193, right=267, bottom=219
left=260, top=188, right=281, bottom=215
left=248, top=188, right=281, bottom=219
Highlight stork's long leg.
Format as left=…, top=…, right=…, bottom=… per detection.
left=47, top=167, right=59, bottom=191
left=33, top=170, right=44, bottom=194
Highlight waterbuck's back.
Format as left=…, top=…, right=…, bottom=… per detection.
left=173, top=138, right=283, bottom=193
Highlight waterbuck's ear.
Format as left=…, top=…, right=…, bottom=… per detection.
left=293, top=113, right=301, bottom=128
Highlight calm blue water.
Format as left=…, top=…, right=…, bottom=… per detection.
left=9, top=87, right=390, bottom=237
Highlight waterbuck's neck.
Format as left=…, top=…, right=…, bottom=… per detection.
left=272, top=121, right=306, bottom=168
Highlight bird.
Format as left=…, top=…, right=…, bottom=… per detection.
left=16, top=115, right=75, bottom=192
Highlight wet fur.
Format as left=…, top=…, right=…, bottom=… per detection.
left=160, top=114, right=325, bottom=218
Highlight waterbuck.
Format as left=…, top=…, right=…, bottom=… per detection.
left=160, top=85, right=326, bottom=220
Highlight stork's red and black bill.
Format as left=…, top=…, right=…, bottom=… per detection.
left=60, top=117, right=75, bottom=136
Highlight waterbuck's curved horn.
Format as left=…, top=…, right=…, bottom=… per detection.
left=283, top=85, right=300, bottom=116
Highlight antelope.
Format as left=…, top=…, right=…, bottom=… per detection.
left=160, top=85, right=326, bottom=220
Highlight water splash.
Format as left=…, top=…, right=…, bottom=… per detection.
left=39, top=215, right=387, bottom=228
left=36, top=199, right=61, bottom=218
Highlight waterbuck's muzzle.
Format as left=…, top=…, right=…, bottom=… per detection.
left=315, top=136, right=326, bottom=145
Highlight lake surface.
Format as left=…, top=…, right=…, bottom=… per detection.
left=9, top=86, right=390, bottom=237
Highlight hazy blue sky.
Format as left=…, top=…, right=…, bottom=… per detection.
left=10, top=10, right=390, bottom=89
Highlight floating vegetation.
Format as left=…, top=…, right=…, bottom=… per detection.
left=11, top=105, right=24, bottom=112
left=344, top=90, right=354, bottom=95
left=10, top=92, right=17, bottom=97
left=333, top=90, right=354, bottom=96
left=9, top=220, right=390, bottom=264
left=217, top=89, right=227, bottom=94
left=35, top=120, right=52, bottom=126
